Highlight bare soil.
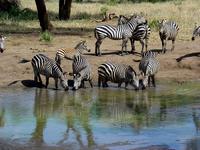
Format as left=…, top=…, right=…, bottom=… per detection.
left=1, top=33, right=199, bottom=88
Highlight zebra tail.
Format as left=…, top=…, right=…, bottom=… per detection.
left=18, top=58, right=31, bottom=63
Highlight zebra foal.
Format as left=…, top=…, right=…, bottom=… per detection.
left=55, top=40, right=91, bottom=66
left=31, top=54, right=68, bottom=90
left=118, top=15, right=151, bottom=54
left=159, top=19, right=179, bottom=53
left=94, top=15, right=147, bottom=56
left=71, top=41, right=93, bottom=90
left=98, top=62, right=139, bottom=89
left=192, top=23, right=200, bottom=41
left=139, top=53, right=159, bottom=88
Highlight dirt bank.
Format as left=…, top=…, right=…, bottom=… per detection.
left=0, top=33, right=199, bottom=89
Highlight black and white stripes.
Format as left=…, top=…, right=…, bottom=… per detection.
left=139, top=54, right=159, bottom=88
left=159, top=19, right=179, bottom=53
left=94, top=15, right=147, bottom=56
left=31, top=54, right=68, bottom=90
left=192, top=23, right=200, bottom=41
left=118, top=15, right=151, bottom=53
left=72, top=41, right=92, bottom=90
left=98, top=62, right=139, bottom=89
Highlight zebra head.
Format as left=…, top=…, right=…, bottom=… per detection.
left=74, top=40, right=91, bottom=55
left=0, top=35, right=6, bottom=53
left=127, top=66, right=139, bottom=90
left=72, top=73, right=82, bottom=90
left=192, top=23, right=200, bottom=41
left=117, top=15, right=129, bottom=25
left=141, top=75, right=148, bottom=89
left=60, top=72, right=69, bottom=91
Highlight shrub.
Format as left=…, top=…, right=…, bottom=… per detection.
left=40, top=31, right=53, bottom=42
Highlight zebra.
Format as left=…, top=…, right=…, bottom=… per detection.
left=55, top=40, right=91, bottom=66
left=71, top=41, right=92, bottom=90
left=94, top=15, right=147, bottom=56
left=139, top=55, right=159, bottom=89
left=98, top=62, right=139, bottom=89
left=118, top=15, right=151, bottom=54
left=0, top=35, right=6, bottom=53
left=31, top=54, right=69, bottom=90
left=159, top=19, right=179, bottom=53
left=192, top=23, right=200, bottom=41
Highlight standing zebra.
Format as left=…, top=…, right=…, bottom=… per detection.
left=159, top=19, right=179, bottom=53
left=71, top=41, right=93, bottom=90
left=118, top=15, right=151, bottom=54
left=94, top=15, right=147, bottom=56
left=55, top=40, right=91, bottom=66
left=139, top=54, right=159, bottom=88
left=31, top=54, right=68, bottom=90
left=98, top=62, right=139, bottom=89
left=192, top=23, right=200, bottom=41
left=0, top=35, right=6, bottom=53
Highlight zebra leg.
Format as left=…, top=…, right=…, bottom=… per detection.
left=125, top=82, right=129, bottom=89
left=98, top=76, right=101, bottom=87
left=45, top=77, right=49, bottom=88
left=118, top=82, right=122, bottom=88
left=89, top=79, right=93, bottom=88
left=38, top=73, right=43, bottom=85
left=139, top=39, right=145, bottom=54
left=148, top=76, right=151, bottom=87
left=145, top=37, right=148, bottom=52
left=163, top=40, right=167, bottom=53
left=95, top=39, right=102, bottom=56
left=152, top=75, right=156, bottom=87
left=161, top=39, right=165, bottom=53
left=130, top=39, right=135, bottom=54
left=80, top=80, right=85, bottom=88
left=121, top=38, right=128, bottom=56
left=171, top=39, right=175, bottom=51
left=54, top=78, right=58, bottom=89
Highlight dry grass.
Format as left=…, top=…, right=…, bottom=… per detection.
left=1, top=0, right=200, bottom=40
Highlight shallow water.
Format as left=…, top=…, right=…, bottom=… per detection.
left=0, top=81, right=200, bottom=150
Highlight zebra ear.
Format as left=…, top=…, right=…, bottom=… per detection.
left=194, top=22, right=198, bottom=29
left=81, top=40, right=86, bottom=44
left=68, top=72, right=74, bottom=76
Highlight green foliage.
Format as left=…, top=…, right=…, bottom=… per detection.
left=100, top=6, right=108, bottom=16
left=0, top=6, right=37, bottom=21
left=40, top=31, right=53, bottom=42
left=149, top=19, right=160, bottom=31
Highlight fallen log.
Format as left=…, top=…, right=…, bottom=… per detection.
left=176, top=52, right=200, bottom=62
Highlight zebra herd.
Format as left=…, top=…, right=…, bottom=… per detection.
left=1, top=13, right=200, bottom=91
left=29, top=14, right=200, bottom=91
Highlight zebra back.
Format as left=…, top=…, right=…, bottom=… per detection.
left=98, top=62, right=138, bottom=85
left=31, top=54, right=68, bottom=89
left=139, top=57, right=159, bottom=76
left=159, top=19, right=179, bottom=39
left=192, top=23, right=200, bottom=41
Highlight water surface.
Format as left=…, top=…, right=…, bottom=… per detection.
left=0, top=81, right=200, bottom=150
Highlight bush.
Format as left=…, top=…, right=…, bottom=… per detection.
left=40, top=31, right=53, bottom=42
left=149, top=19, right=160, bottom=31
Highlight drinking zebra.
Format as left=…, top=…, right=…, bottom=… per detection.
left=192, top=23, right=200, bottom=41
left=0, top=35, right=6, bottom=53
left=94, top=15, right=147, bottom=56
left=118, top=15, right=151, bottom=54
left=98, top=62, right=139, bottom=89
left=31, top=54, right=68, bottom=90
left=71, top=41, right=93, bottom=90
left=159, top=19, right=179, bottom=53
left=139, top=55, right=159, bottom=88
left=55, top=40, right=91, bottom=66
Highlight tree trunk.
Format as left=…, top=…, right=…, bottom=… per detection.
left=35, top=0, right=52, bottom=31
left=59, top=0, right=72, bottom=20
left=0, top=0, right=21, bottom=11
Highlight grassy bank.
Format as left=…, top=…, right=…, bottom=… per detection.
left=0, top=0, right=200, bottom=40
